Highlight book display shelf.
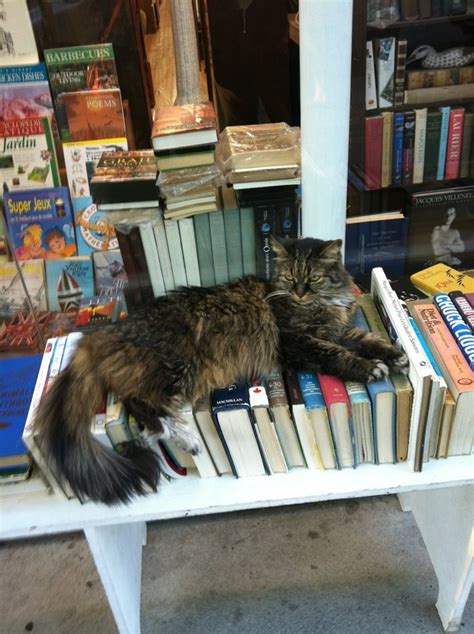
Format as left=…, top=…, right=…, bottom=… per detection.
left=1, top=2, right=473, bottom=634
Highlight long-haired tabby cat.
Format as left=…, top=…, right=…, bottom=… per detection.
left=35, top=237, right=408, bottom=505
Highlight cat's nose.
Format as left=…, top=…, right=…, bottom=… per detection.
left=295, top=284, right=307, bottom=298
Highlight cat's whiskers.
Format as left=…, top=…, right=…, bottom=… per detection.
left=264, top=290, right=292, bottom=301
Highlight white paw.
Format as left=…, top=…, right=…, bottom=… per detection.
left=392, top=353, right=409, bottom=374
left=367, top=359, right=390, bottom=382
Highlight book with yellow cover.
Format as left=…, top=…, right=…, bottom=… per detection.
left=410, top=263, right=474, bottom=296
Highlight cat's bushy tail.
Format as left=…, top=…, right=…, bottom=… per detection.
left=35, top=346, right=161, bottom=505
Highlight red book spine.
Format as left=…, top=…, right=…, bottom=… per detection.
left=364, top=116, right=383, bottom=190
left=444, top=108, right=465, bottom=180
left=317, top=374, right=351, bottom=409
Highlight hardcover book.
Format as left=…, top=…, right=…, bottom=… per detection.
left=0, top=355, right=42, bottom=474
left=413, top=108, right=427, bottom=184
left=45, top=256, right=94, bottom=312
left=449, top=291, right=474, bottom=330
left=381, top=111, right=393, bottom=188
left=3, top=187, right=77, bottom=261
left=345, top=211, right=408, bottom=278
left=364, top=115, right=383, bottom=190
left=410, top=263, right=474, bottom=295
left=406, top=186, right=474, bottom=273
left=437, top=106, right=451, bottom=181
left=392, top=112, right=405, bottom=186
left=444, top=108, right=465, bottom=180
left=423, top=111, right=442, bottom=183
left=317, top=374, right=355, bottom=469
left=152, top=102, right=217, bottom=151
left=433, top=292, right=474, bottom=369
left=402, top=110, right=416, bottom=185
left=44, top=44, right=119, bottom=141
left=394, top=39, right=407, bottom=107
left=63, top=138, right=128, bottom=201
left=0, top=117, right=60, bottom=191
left=74, top=294, right=120, bottom=329
left=0, top=63, right=55, bottom=125
left=406, top=66, right=474, bottom=89
left=0, top=1, right=38, bottom=67
left=90, top=150, right=157, bottom=206
left=0, top=259, right=46, bottom=315
left=62, top=89, right=126, bottom=142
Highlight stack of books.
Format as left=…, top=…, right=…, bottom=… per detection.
left=216, top=122, right=301, bottom=186
left=152, top=102, right=220, bottom=220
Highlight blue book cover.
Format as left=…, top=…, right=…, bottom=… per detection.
left=366, top=375, right=396, bottom=464
left=0, top=354, right=42, bottom=472
left=296, top=372, right=326, bottom=410
left=3, top=187, right=77, bottom=261
left=437, top=106, right=451, bottom=181
left=73, top=196, right=120, bottom=256
left=434, top=293, right=474, bottom=370
left=345, top=215, right=408, bottom=277
left=45, top=256, right=95, bottom=311
left=392, top=112, right=405, bottom=186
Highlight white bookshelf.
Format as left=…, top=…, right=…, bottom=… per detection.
left=0, top=457, right=472, bottom=540
left=1, top=3, right=473, bottom=634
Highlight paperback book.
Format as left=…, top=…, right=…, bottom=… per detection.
left=45, top=256, right=95, bottom=312
left=62, top=89, right=126, bottom=142
left=3, top=187, right=77, bottom=261
left=0, top=64, right=55, bottom=125
left=92, top=249, right=128, bottom=295
left=0, top=259, right=46, bottom=316
left=407, top=186, right=474, bottom=273
left=0, top=1, right=39, bottom=67
left=44, top=43, right=119, bottom=141
left=0, top=117, right=60, bottom=191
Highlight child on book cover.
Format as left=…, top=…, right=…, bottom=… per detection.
left=14, top=224, right=46, bottom=260
left=44, top=227, right=77, bottom=259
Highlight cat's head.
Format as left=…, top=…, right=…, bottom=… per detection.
left=269, top=237, right=354, bottom=306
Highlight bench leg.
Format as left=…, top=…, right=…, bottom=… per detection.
left=84, top=521, right=146, bottom=634
left=398, top=486, right=474, bottom=632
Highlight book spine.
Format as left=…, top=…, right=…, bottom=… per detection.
left=365, top=41, right=378, bottom=110
left=404, top=84, right=474, bottom=105
left=275, top=197, right=298, bottom=240
left=178, top=217, right=201, bottom=287
left=394, top=39, right=408, bottom=107
left=419, top=0, right=432, bottom=16
left=413, top=108, right=428, bottom=184
left=224, top=208, right=244, bottom=281
left=254, top=202, right=276, bottom=280
left=392, top=112, right=405, bottom=186
left=449, top=291, right=474, bottom=331
left=434, top=293, right=474, bottom=369
left=381, top=112, right=394, bottom=188
left=239, top=207, right=257, bottom=276
left=364, top=116, right=383, bottom=190
left=402, top=110, right=416, bottom=185
left=114, top=227, right=144, bottom=310
left=209, top=210, right=229, bottom=284
left=423, top=111, right=442, bottom=182
left=459, top=112, right=473, bottom=178
left=163, top=218, right=188, bottom=287
left=193, top=213, right=216, bottom=287
left=437, top=106, right=451, bottom=180
left=406, top=66, right=474, bottom=89
left=444, top=108, right=465, bottom=180
left=152, top=212, right=175, bottom=292
left=128, top=226, right=155, bottom=304
left=139, top=223, right=165, bottom=298
left=400, top=0, right=419, bottom=18
left=318, top=374, right=355, bottom=469
left=375, top=37, right=395, bottom=108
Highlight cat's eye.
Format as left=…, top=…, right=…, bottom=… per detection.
left=311, top=275, right=323, bottom=283
left=284, top=274, right=294, bottom=282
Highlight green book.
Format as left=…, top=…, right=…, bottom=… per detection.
left=209, top=210, right=229, bottom=285
left=193, top=213, right=215, bottom=287
left=222, top=187, right=243, bottom=281
left=423, top=111, right=442, bottom=183
left=240, top=206, right=256, bottom=276
left=44, top=44, right=119, bottom=141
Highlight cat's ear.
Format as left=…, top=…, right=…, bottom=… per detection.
left=270, top=235, right=288, bottom=259
left=320, top=239, right=343, bottom=260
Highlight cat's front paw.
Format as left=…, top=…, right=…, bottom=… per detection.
left=365, top=359, right=390, bottom=382
left=390, top=351, right=409, bottom=374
